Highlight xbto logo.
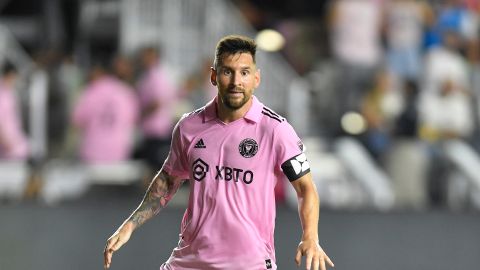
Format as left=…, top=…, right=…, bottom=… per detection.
left=215, top=166, right=254, bottom=184
left=191, top=159, right=254, bottom=184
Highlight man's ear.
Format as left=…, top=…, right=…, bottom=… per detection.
left=255, top=68, right=261, bottom=89
left=210, top=67, right=217, bottom=86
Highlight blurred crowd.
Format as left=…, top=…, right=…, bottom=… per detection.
left=0, top=45, right=217, bottom=202
left=320, top=0, right=480, bottom=210
left=2, top=0, right=480, bottom=210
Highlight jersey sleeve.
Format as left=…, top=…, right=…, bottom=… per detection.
left=162, top=117, right=190, bottom=179
left=274, top=121, right=310, bottom=182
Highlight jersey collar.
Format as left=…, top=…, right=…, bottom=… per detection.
left=203, top=95, right=263, bottom=123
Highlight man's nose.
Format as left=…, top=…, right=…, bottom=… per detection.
left=232, top=71, right=242, bottom=86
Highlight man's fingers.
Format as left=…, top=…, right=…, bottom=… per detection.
left=305, top=251, right=313, bottom=270
left=319, top=256, right=327, bottom=270
left=104, top=237, right=120, bottom=269
left=104, top=252, right=112, bottom=269
left=313, top=255, right=320, bottom=270
left=103, top=242, right=112, bottom=267
left=295, top=248, right=302, bottom=266
left=104, top=249, right=112, bottom=269
left=325, top=254, right=334, bottom=267
left=104, top=246, right=114, bottom=268
left=297, top=243, right=334, bottom=270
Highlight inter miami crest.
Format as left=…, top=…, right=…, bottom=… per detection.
left=239, top=138, right=258, bottom=158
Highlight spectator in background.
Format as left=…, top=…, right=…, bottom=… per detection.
left=72, top=60, right=139, bottom=164
left=112, top=54, right=135, bottom=86
left=419, top=78, right=473, bottom=141
left=55, top=54, right=84, bottom=158
left=181, top=58, right=218, bottom=110
left=426, top=0, right=479, bottom=62
left=418, top=30, right=474, bottom=207
left=383, top=0, right=434, bottom=82
left=422, top=30, right=470, bottom=98
left=136, top=46, right=178, bottom=178
left=419, top=29, right=473, bottom=141
left=360, top=70, right=403, bottom=161
left=394, top=80, right=420, bottom=138
left=387, top=79, right=428, bottom=210
left=0, top=63, right=29, bottom=161
left=327, top=0, right=384, bottom=134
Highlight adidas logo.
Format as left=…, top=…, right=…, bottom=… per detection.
left=194, top=139, right=206, bottom=148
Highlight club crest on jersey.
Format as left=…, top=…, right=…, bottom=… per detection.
left=297, top=140, right=305, bottom=152
left=239, top=138, right=258, bottom=158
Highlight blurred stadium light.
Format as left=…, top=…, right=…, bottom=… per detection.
left=256, top=29, right=286, bottom=52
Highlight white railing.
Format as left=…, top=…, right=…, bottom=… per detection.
left=119, top=0, right=302, bottom=116
left=334, top=137, right=395, bottom=210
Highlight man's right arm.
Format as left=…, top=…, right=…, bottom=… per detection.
left=103, top=169, right=184, bottom=269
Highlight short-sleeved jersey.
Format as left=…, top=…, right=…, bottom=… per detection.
left=161, top=96, right=310, bottom=270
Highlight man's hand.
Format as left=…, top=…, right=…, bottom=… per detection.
left=295, top=239, right=334, bottom=270
left=103, top=222, right=134, bottom=269
left=102, top=170, right=183, bottom=269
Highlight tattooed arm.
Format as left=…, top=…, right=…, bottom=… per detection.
left=128, top=170, right=184, bottom=227
left=103, top=170, right=184, bottom=269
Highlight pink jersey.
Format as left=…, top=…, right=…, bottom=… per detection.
left=0, top=82, right=29, bottom=160
left=73, top=76, right=139, bottom=163
left=161, top=96, right=309, bottom=270
left=137, top=65, right=177, bottom=138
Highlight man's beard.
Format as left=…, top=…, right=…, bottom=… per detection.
left=221, top=88, right=250, bottom=110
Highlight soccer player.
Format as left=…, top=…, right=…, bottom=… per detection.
left=104, top=35, right=334, bottom=270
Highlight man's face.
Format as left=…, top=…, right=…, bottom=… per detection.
left=211, top=52, right=260, bottom=110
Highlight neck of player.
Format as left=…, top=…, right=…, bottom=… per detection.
left=216, top=97, right=253, bottom=124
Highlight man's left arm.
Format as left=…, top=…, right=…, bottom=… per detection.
left=290, top=172, right=334, bottom=270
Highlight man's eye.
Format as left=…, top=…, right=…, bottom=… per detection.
left=241, top=71, right=249, bottom=76
left=223, top=70, right=231, bottom=75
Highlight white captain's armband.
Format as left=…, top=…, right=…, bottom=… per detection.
left=281, top=153, right=311, bottom=181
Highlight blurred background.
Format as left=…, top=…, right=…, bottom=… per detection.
left=1, top=0, right=480, bottom=269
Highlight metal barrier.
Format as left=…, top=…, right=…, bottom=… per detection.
left=0, top=24, right=33, bottom=73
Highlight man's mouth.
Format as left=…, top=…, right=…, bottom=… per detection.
left=227, top=88, right=244, bottom=97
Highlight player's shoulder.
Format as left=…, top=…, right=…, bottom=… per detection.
left=260, top=105, right=286, bottom=126
left=186, top=106, right=205, bottom=118
left=257, top=105, right=300, bottom=138
left=177, top=106, right=206, bottom=125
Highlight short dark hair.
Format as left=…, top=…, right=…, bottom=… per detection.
left=214, top=35, right=257, bottom=69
